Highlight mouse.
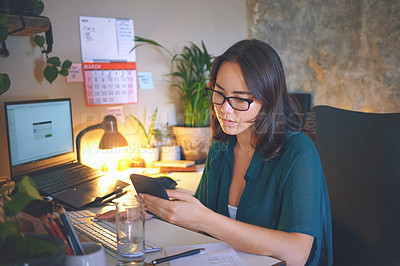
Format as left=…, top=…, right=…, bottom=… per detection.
left=157, top=176, right=177, bottom=189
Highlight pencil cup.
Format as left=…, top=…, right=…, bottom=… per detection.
left=116, top=199, right=145, bottom=263
left=65, top=242, right=106, bottom=266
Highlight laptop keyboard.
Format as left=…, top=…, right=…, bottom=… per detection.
left=31, top=163, right=104, bottom=195
left=67, top=209, right=161, bottom=258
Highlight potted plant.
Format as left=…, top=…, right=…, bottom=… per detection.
left=169, top=41, right=214, bottom=162
left=0, top=176, right=66, bottom=264
left=0, top=14, right=10, bottom=95
left=156, top=123, right=181, bottom=161
left=126, top=107, right=160, bottom=167
left=0, top=0, right=72, bottom=91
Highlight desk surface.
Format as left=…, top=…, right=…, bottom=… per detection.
left=93, top=169, right=283, bottom=266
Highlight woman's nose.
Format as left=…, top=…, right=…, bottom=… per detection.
left=220, top=99, right=233, bottom=113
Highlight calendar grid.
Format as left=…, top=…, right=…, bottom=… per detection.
left=82, top=62, right=138, bottom=106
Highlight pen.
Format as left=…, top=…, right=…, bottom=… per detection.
left=102, top=190, right=128, bottom=204
left=90, top=187, right=124, bottom=205
left=150, top=248, right=205, bottom=265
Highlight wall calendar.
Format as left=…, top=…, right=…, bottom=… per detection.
left=79, top=16, right=138, bottom=105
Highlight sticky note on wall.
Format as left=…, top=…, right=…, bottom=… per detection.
left=137, top=72, right=154, bottom=90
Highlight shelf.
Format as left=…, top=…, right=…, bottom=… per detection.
left=5, top=14, right=50, bottom=36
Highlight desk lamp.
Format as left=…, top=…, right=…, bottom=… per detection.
left=76, top=115, right=128, bottom=163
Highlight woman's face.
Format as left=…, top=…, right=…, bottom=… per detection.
left=214, top=62, right=262, bottom=136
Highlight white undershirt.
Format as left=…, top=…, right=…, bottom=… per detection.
left=228, top=204, right=238, bottom=220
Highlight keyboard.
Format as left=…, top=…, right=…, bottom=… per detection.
left=67, top=209, right=161, bottom=258
left=31, top=163, right=104, bottom=195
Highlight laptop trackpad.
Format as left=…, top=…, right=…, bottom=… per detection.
left=53, top=178, right=129, bottom=209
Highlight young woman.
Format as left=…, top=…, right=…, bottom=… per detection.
left=98, top=39, right=333, bottom=265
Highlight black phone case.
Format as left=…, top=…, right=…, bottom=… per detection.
left=130, top=174, right=169, bottom=200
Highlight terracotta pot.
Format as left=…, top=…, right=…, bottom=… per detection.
left=172, top=126, right=212, bottom=163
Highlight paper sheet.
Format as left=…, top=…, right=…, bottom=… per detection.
left=165, top=243, right=245, bottom=266
left=79, top=16, right=138, bottom=105
left=79, top=16, right=136, bottom=62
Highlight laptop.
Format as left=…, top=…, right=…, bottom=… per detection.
left=4, top=98, right=129, bottom=209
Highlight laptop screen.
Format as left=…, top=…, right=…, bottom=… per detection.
left=5, top=98, right=76, bottom=176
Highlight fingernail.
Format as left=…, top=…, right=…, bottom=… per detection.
left=92, top=218, right=107, bottom=222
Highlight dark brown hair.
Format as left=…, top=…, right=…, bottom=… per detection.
left=209, top=39, right=303, bottom=160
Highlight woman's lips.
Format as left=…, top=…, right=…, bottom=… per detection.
left=221, top=117, right=236, bottom=126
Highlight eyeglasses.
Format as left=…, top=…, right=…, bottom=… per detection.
left=205, top=86, right=255, bottom=111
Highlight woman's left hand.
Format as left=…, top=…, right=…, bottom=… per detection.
left=140, top=190, right=209, bottom=232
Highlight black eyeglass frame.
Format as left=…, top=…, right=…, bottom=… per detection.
left=205, top=86, right=255, bottom=111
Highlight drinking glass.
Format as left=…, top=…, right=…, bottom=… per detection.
left=115, top=199, right=145, bottom=263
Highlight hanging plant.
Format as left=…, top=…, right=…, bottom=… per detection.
left=0, top=14, right=10, bottom=95
left=32, top=0, right=71, bottom=84
left=33, top=34, right=71, bottom=84
left=0, top=0, right=71, bottom=88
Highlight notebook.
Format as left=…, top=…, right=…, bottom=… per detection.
left=4, top=98, right=129, bottom=209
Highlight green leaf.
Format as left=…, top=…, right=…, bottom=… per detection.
left=147, top=107, right=158, bottom=145
left=127, top=107, right=158, bottom=146
left=132, top=36, right=172, bottom=56
left=128, top=114, right=149, bottom=144
left=0, top=26, right=8, bottom=43
left=34, top=35, right=45, bottom=47
left=4, top=193, right=32, bottom=216
left=58, top=68, right=69, bottom=76
left=44, top=65, right=58, bottom=84
left=4, top=176, right=41, bottom=216
left=61, top=59, right=72, bottom=69
left=0, top=73, right=11, bottom=96
left=0, top=15, right=7, bottom=25
left=47, top=57, right=61, bottom=67
left=17, top=176, right=41, bottom=199
left=15, top=237, right=60, bottom=257
left=32, top=0, right=45, bottom=16
left=0, top=220, right=19, bottom=236
left=134, top=36, right=163, bottom=47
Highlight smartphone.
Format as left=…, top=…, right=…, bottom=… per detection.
left=130, top=174, right=169, bottom=200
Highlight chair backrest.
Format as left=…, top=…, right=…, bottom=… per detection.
left=290, top=92, right=312, bottom=119
left=304, top=106, right=400, bottom=266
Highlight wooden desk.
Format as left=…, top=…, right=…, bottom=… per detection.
left=93, top=169, right=283, bottom=265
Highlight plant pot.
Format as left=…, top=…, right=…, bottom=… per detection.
left=172, top=126, right=212, bottom=163
left=160, top=145, right=181, bottom=161
left=16, top=0, right=34, bottom=15
left=0, top=0, right=17, bottom=14
left=0, top=233, right=66, bottom=266
left=140, top=147, right=160, bottom=167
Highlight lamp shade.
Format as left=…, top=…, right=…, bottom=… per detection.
left=76, top=115, right=128, bottom=162
left=98, top=115, right=128, bottom=149
left=99, top=131, right=128, bottom=149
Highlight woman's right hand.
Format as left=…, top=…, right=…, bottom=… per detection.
left=94, top=209, right=116, bottom=221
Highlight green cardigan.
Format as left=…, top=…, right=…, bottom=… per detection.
left=194, top=131, right=333, bottom=265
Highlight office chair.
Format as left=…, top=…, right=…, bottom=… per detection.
left=304, top=106, right=400, bottom=266
left=290, top=92, right=312, bottom=119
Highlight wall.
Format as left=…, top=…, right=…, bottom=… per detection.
left=0, top=0, right=247, bottom=176
left=247, top=0, right=399, bottom=113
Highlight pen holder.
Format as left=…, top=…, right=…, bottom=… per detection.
left=65, top=242, right=106, bottom=266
